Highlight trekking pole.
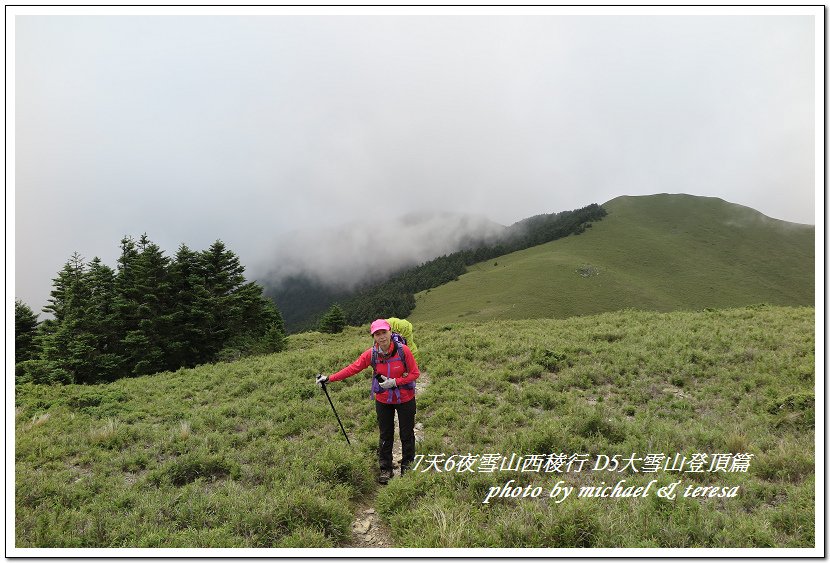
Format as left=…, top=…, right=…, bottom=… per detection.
left=319, top=376, right=351, bottom=445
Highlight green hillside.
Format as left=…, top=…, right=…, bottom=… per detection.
left=409, top=194, right=814, bottom=323
left=15, top=306, right=815, bottom=548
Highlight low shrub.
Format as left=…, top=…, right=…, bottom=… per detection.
left=767, top=392, right=814, bottom=430
left=308, top=444, right=374, bottom=496
left=575, top=411, right=626, bottom=444
left=376, top=472, right=440, bottom=518
left=492, top=502, right=599, bottom=548
left=531, top=348, right=570, bottom=372
left=231, top=488, right=351, bottom=546
left=149, top=452, right=242, bottom=487
left=15, top=360, right=73, bottom=385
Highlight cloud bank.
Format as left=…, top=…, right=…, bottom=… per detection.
left=12, top=10, right=819, bottom=313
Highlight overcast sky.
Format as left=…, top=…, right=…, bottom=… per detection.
left=11, top=7, right=820, bottom=313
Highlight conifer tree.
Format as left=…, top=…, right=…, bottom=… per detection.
left=246, top=297, right=287, bottom=354
left=39, top=255, right=125, bottom=383
left=268, top=298, right=286, bottom=337
left=39, top=253, right=87, bottom=382
left=114, top=236, right=141, bottom=371
left=122, top=235, right=172, bottom=376
left=42, top=252, right=86, bottom=323
left=15, top=299, right=39, bottom=364
left=168, top=244, right=212, bottom=367
left=199, top=240, right=248, bottom=358
left=81, top=257, right=123, bottom=381
left=262, top=299, right=287, bottom=352
left=319, top=304, right=347, bottom=334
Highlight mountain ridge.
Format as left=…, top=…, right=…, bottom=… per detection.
left=410, top=193, right=814, bottom=323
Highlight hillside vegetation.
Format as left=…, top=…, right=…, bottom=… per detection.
left=16, top=305, right=814, bottom=548
left=263, top=212, right=506, bottom=332
left=410, top=194, right=814, bottom=323
left=269, top=203, right=606, bottom=332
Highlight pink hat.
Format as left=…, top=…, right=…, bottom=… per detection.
left=370, top=319, right=391, bottom=335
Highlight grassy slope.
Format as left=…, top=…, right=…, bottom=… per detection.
left=409, top=194, right=814, bottom=323
left=15, top=305, right=815, bottom=548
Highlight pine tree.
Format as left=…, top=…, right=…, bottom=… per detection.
left=39, top=253, right=87, bottom=382
left=202, top=240, right=246, bottom=296
left=122, top=235, right=172, bottom=376
left=38, top=254, right=126, bottom=383
left=15, top=299, right=39, bottom=363
left=268, top=298, right=286, bottom=337
left=113, top=236, right=141, bottom=373
left=81, top=257, right=123, bottom=381
left=319, top=304, right=347, bottom=334
left=42, top=252, right=86, bottom=323
left=168, top=244, right=213, bottom=367
left=199, top=241, right=245, bottom=357
left=253, top=297, right=287, bottom=354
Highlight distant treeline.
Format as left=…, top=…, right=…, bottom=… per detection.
left=270, top=203, right=607, bottom=332
left=15, top=235, right=286, bottom=385
left=266, top=275, right=356, bottom=334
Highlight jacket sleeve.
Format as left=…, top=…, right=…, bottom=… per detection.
left=396, top=344, right=420, bottom=386
left=329, top=349, right=372, bottom=382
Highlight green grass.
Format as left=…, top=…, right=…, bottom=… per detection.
left=15, top=305, right=815, bottom=548
left=410, top=194, right=814, bottom=323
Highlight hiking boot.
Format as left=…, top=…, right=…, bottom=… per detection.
left=400, top=465, right=410, bottom=477
left=378, top=469, right=392, bottom=485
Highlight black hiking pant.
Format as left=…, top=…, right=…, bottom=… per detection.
left=376, top=398, right=416, bottom=472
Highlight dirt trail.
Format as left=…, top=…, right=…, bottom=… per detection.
left=345, top=496, right=394, bottom=548
left=346, top=370, right=428, bottom=549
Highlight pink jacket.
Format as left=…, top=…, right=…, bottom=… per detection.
left=329, top=343, right=420, bottom=403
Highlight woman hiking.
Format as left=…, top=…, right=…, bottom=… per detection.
left=316, top=319, right=420, bottom=484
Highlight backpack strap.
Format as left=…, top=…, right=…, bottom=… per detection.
left=393, top=343, right=415, bottom=392
left=391, top=332, right=407, bottom=346
left=371, top=338, right=407, bottom=371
